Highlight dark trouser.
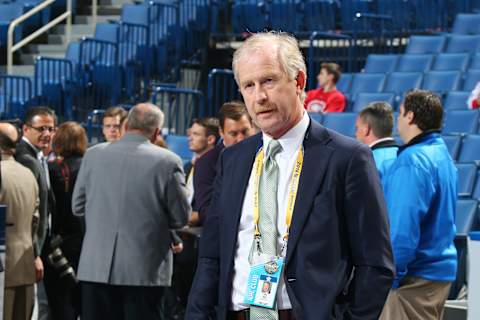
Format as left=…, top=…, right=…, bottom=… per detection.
left=81, top=281, right=165, bottom=320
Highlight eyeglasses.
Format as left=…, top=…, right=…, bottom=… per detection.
left=29, top=125, right=56, bottom=133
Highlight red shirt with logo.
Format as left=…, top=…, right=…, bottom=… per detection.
left=304, top=88, right=346, bottom=113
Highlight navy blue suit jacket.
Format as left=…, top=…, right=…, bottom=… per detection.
left=186, top=120, right=394, bottom=320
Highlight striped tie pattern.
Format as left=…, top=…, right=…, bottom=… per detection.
left=250, top=140, right=283, bottom=320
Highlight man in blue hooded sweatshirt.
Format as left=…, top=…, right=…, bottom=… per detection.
left=380, top=90, right=457, bottom=320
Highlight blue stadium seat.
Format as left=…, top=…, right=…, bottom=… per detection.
left=446, top=35, right=480, bottom=53
left=0, top=75, right=33, bottom=119
left=456, top=199, right=479, bottom=236
left=270, top=1, right=302, bottom=33
left=432, top=53, right=470, bottom=72
left=94, top=23, right=119, bottom=43
left=352, top=92, right=395, bottom=112
left=458, top=134, right=480, bottom=163
left=308, top=112, right=323, bottom=124
left=322, top=113, right=357, bottom=137
left=384, top=72, right=423, bottom=97
left=443, top=91, right=471, bottom=110
left=471, top=53, right=480, bottom=70
left=165, top=134, right=193, bottom=166
left=364, top=55, right=398, bottom=73
left=456, top=163, right=477, bottom=197
left=443, top=110, right=480, bottom=134
left=0, top=3, right=24, bottom=46
left=422, top=71, right=461, bottom=93
left=405, top=36, right=446, bottom=54
left=232, top=2, right=267, bottom=33
left=350, top=74, right=386, bottom=98
left=473, top=171, right=480, bottom=200
left=396, top=54, right=433, bottom=72
left=340, top=0, right=373, bottom=32
left=452, top=13, right=480, bottom=35
left=442, top=134, right=462, bottom=161
left=337, top=73, right=352, bottom=93
left=463, top=70, right=480, bottom=91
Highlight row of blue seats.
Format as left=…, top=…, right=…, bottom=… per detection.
left=348, top=91, right=476, bottom=112
left=336, top=70, right=480, bottom=103
left=406, top=34, right=480, bottom=55
left=310, top=110, right=480, bottom=141
left=230, top=1, right=480, bottom=34
left=364, top=53, right=480, bottom=74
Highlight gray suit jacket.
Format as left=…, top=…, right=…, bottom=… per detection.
left=72, top=133, right=190, bottom=286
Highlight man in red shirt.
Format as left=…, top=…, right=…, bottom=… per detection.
left=304, top=62, right=346, bottom=113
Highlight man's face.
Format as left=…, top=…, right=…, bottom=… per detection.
left=220, top=115, right=254, bottom=147
left=237, top=49, right=304, bottom=139
left=23, top=115, right=55, bottom=150
left=103, top=116, right=121, bottom=142
left=317, top=68, right=330, bottom=88
left=355, top=116, right=369, bottom=144
left=188, top=123, right=210, bottom=153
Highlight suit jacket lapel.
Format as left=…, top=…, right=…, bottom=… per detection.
left=224, top=134, right=262, bottom=265
left=285, top=121, right=333, bottom=266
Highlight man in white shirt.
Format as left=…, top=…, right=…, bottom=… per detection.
left=186, top=32, right=394, bottom=320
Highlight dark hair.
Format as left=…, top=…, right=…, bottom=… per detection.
left=24, top=106, right=57, bottom=126
left=103, top=106, right=128, bottom=124
left=403, top=90, right=443, bottom=131
left=192, top=117, right=220, bottom=142
left=321, top=63, right=342, bottom=84
left=53, top=122, right=88, bottom=157
left=0, top=130, right=17, bottom=151
left=217, top=101, right=251, bottom=130
left=359, top=102, right=394, bottom=138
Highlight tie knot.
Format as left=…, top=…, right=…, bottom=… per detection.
left=267, top=140, right=282, bottom=159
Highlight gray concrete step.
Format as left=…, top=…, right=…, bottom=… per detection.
left=0, top=65, right=35, bottom=77
left=27, top=44, right=68, bottom=53
left=75, top=14, right=119, bottom=24
left=48, top=33, right=87, bottom=44
left=21, top=53, right=65, bottom=65
left=54, top=24, right=95, bottom=35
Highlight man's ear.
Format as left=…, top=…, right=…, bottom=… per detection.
left=406, top=111, right=415, bottom=125
left=207, top=134, right=216, bottom=146
left=296, top=70, right=306, bottom=94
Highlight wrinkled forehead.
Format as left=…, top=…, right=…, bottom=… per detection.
left=30, top=114, right=55, bottom=126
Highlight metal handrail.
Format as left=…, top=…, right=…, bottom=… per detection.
left=7, top=0, right=72, bottom=74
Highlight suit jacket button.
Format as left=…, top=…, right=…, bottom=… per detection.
left=287, top=278, right=296, bottom=282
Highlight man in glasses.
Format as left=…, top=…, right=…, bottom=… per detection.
left=15, top=106, right=57, bottom=320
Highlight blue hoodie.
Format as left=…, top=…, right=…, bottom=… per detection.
left=384, top=132, right=457, bottom=288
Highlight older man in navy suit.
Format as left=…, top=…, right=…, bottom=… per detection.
left=186, top=32, right=394, bottom=320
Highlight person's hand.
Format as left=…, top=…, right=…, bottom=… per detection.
left=34, top=257, right=44, bottom=282
left=171, top=242, right=183, bottom=254
left=188, top=211, right=200, bottom=227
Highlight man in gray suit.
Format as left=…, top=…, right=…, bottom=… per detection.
left=72, top=103, right=190, bottom=320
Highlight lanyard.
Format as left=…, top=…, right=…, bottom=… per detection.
left=253, top=144, right=304, bottom=245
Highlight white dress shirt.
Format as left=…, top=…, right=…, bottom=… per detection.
left=231, top=111, right=310, bottom=311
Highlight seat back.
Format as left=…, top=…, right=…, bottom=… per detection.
left=350, top=74, right=386, bottom=97
left=444, top=91, right=471, bottom=110
left=396, top=54, right=433, bottom=72
left=165, top=134, right=193, bottom=165
left=422, top=71, right=461, bottom=93
left=446, top=35, right=480, bottom=53
left=352, top=92, right=395, bottom=112
left=322, top=113, right=357, bottom=137
left=443, top=110, right=480, bottom=134
left=405, top=36, right=446, bottom=54
left=456, top=163, right=477, bottom=197
left=384, top=72, right=423, bottom=94
left=442, top=135, right=462, bottom=161
left=463, top=70, right=480, bottom=91
left=452, top=13, right=480, bottom=35
left=458, top=134, right=480, bottom=163
left=337, top=73, right=352, bottom=93
left=432, top=53, right=470, bottom=72
left=456, top=199, right=479, bottom=236
left=364, top=55, right=398, bottom=73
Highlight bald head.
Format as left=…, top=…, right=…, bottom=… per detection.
left=0, top=123, right=19, bottom=155
left=126, top=103, right=164, bottom=140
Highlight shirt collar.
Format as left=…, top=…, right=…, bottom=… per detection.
left=22, top=136, right=42, bottom=159
left=369, top=137, right=396, bottom=148
left=262, top=111, right=310, bottom=157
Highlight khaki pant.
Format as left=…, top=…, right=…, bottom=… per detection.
left=4, top=285, right=34, bottom=320
left=379, top=277, right=451, bottom=320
